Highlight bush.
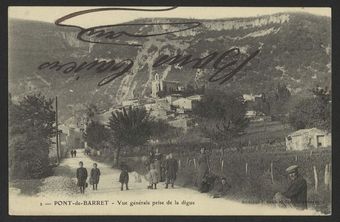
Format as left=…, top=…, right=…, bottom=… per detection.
left=175, top=148, right=331, bottom=213
left=121, top=145, right=331, bottom=213
left=9, top=94, right=55, bottom=179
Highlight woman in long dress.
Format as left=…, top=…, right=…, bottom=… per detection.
left=197, top=147, right=210, bottom=190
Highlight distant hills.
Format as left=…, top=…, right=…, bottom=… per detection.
left=8, top=12, right=331, bottom=121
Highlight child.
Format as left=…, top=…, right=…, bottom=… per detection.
left=200, top=173, right=218, bottom=193
left=76, top=161, right=88, bottom=194
left=148, top=164, right=159, bottom=189
left=212, top=177, right=231, bottom=198
left=90, top=163, right=101, bottom=190
left=119, top=165, right=129, bottom=191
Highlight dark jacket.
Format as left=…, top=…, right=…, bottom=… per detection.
left=199, top=174, right=218, bottom=193
left=119, top=170, right=129, bottom=184
left=283, top=176, right=307, bottom=209
left=197, top=153, right=210, bottom=185
left=76, top=167, right=88, bottom=186
left=145, top=154, right=155, bottom=170
left=90, top=168, right=101, bottom=184
left=154, top=153, right=163, bottom=161
left=165, top=158, right=178, bottom=180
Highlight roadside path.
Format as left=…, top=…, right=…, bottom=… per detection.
left=9, top=149, right=320, bottom=215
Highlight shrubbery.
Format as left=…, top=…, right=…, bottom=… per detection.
left=117, top=145, right=331, bottom=214
left=9, top=94, right=56, bottom=179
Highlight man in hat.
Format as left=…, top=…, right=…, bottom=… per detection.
left=274, top=165, right=307, bottom=210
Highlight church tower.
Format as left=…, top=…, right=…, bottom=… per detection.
left=151, top=73, right=161, bottom=98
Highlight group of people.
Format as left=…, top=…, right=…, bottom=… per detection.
left=74, top=147, right=308, bottom=210
left=75, top=148, right=179, bottom=194
left=70, top=149, right=77, bottom=158
left=196, top=147, right=307, bottom=209
left=145, top=149, right=178, bottom=189
left=84, top=149, right=91, bottom=156
left=196, top=147, right=231, bottom=198
left=76, top=161, right=101, bottom=194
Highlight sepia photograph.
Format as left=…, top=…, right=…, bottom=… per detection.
left=7, top=6, right=331, bottom=216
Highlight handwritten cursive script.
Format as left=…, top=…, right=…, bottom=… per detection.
left=37, top=7, right=260, bottom=87
left=55, top=7, right=201, bottom=47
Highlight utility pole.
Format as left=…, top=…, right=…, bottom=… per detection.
left=56, top=96, right=60, bottom=165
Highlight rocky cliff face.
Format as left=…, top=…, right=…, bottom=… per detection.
left=9, top=12, right=331, bottom=120
left=203, top=14, right=290, bottom=31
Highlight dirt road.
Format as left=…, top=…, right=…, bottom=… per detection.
left=9, top=149, right=321, bottom=215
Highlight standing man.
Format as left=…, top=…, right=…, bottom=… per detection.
left=74, top=150, right=77, bottom=157
left=165, top=153, right=178, bottom=189
left=146, top=150, right=155, bottom=170
left=154, top=157, right=162, bottom=183
left=119, top=165, right=129, bottom=191
left=274, top=165, right=307, bottom=210
left=154, top=148, right=163, bottom=181
left=76, top=161, right=88, bottom=194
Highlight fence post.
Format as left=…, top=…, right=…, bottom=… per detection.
left=270, top=162, right=274, bottom=184
left=220, top=148, right=223, bottom=162
left=221, top=159, right=224, bottom=173
left=313, top=166, right=318, bottom=192
left=193, top=158, right=197, bottom=169
left=329, top=163, right=332, bottom=191
left=295, top=155, right=298, bottom=162
left=324, top=163, right=331, bottom=191
left=245, top=162, right=248, bottom=176
left=324, top=164, right=328, bottom=190
left=178, top=159, right=181, bottom=170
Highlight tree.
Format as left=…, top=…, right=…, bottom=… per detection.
left=108, top=106, right=152, bottom=166
left=288, top=87, right=331, bottom=131
left=148, top=119, right=180, bottom=141
left=193, top=90, right=249, bottom=151
left=9, top=93, right=56, bottom=179
left=254, top=83, right=291, bottom=117
left=181, top=83, right=205, bottom=97
left=269, top=83, right=291, bottom=118
left=84, top=104, right=98, bottom=125
left=84, top=121, right=111, bottom=150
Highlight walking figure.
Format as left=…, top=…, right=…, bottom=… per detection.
left=147, top=163, right=159, bottom=189
left=119, top=165, right=129, bottom=191
left=74, top=150, right=77, bottom=157
left=76, top=161, right=88, bottom=194
left=70, top=150, right=74, bottom=158
left=165, top=153, right=178, bottom=189
left=154, top=148, right=163, bottom=182
left=90, top=163, right=101, bottom=190
left=145, top=150, right=155, bottom=171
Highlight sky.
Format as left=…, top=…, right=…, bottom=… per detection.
left=9, top=7, right=331, bottom=28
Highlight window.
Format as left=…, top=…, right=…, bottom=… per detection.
left=316, top=135, right=325, bottom=147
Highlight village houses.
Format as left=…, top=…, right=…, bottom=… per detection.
left=285, top=128, right=331, bottom=151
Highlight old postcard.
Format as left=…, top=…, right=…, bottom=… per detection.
left=8, top=6, right=331, bottom=215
